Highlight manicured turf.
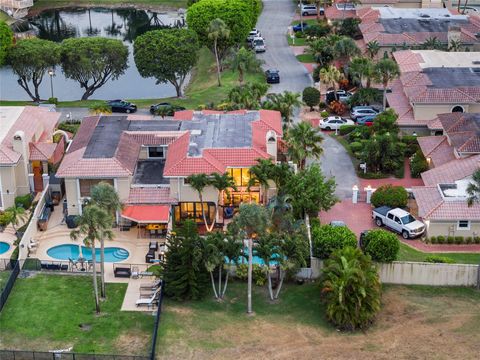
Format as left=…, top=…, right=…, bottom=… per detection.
left=398, top=242, right=480, bottom=264
left=0, top=48, right=265, bottom=110
left=0, top=274, right=154, bottom=354
left=296, top=53, right=315, bottom=63
left=287, top=35, right=307, bottom=46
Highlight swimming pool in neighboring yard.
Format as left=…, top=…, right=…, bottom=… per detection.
left=47, top=244, right=129, bottom=262
left=0, top=241, right=10, bottom=255
left=227, top=247, right=280, bottom=266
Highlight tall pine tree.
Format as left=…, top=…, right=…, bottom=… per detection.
left=164, top=220, right=209, bottom=300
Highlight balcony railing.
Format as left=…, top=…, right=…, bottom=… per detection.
left=0, top=0, right=33, bottom=9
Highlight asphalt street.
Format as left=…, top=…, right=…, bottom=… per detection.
left=255, top=0, right=312, bottom=94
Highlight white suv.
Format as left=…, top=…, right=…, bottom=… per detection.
left=300, top=4, right=324, bottom=16
left=252, top=37, right=266, bottom=53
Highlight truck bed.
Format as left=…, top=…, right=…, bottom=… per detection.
left=373, top=206, right=391, bottom=216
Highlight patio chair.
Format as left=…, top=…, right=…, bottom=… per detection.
left=140, top=279, right=162, bottom=290
left=136, top=287, right=161, bottom=308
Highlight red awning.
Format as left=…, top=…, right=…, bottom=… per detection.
left=121, top=205, right=170, bottom=224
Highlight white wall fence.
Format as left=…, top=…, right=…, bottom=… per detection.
left=299, top=258, right=479, bottom=287
left=18, top=185, right=50, bottom=261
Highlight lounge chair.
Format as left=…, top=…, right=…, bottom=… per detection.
left=136, top=287, right=161, bottom=308
left=140, top=279, right=162, bottom=290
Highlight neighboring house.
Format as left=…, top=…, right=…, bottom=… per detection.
left=357, top=7, right=480, bottom=53
left=0, top=106, right=63, bottom=210
left=388, top=50, right=480, bottom=134
left=413, top=113, right=480, bottom=237
left=56, top=110, right=283, bottom=234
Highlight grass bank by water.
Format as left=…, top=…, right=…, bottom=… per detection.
left=398, top=242, right=480, bottom=264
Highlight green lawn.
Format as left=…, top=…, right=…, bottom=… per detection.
left=0, top=274, right=154, bottom=355
left=291, top=19, right=319, bottom=26
left=157, top=281, right=480, bottom=358
left=296, top=53, right=315, bottom=63
left=0, top=47, right=265, bottom=110
left=287, top=35, right=307, bottom=46
left=398, top=242, right=480, bottom=264
left=31, top=0, right=187, bottom=12
left=0, top=270, right=12, bottom=289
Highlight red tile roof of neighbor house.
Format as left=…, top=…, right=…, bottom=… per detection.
left=421, top=154, right=480, bottom=186
left=437, top=113, right=480, bottom=154
left=417, top=136, right=456, bottom=168
left=0, top=106, right=61, bottom=165
left=412, top=186, right=480, bottom=220
left=126, top=187, right=177, bottom=205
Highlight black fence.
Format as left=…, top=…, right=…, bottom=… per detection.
left=149, top=281, right=165, bottom=360
left=0, top=260, right=20, bottom=312
left=0, top=351, right=148, bottom=360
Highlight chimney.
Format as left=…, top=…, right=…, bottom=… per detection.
left=448, top=25, right=461, bottom=49
left=12, top=131, right=29, bottom=161
left=265, top=130, right=277, bottom=162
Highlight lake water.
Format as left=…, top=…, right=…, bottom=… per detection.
left=0, top=8, right=186, bottom=101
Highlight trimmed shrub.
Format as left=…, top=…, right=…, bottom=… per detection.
left=425, top=255, right=455, bottom=264
left=339, top=125, right=356, bottom=136
left=47, top=97, right=58, bottom=105
left=320, top=110, right=329, bottom=118
left=410, top=150, right=429, bottom=178
left=15, top=194, right=33, bottom=209
left=475, top=236, right=480, bottom=244
left=328, top=100, right=346, bottom=115
left=465, top=236, right=473, bottom=244
left=349, top=141, right=363, bottom=153
left=429, top=236, right=437, bottom=244
left=302, top=87, right=321, bottom=111
left=0, top=212, right=13, bottom=227
left=235, top=263, right=266, bottom=286
left=454, top=236, right=464, bottom=244
left=447, top=236, right=455, bottom=244
left=362, top=229, right=400, bottom=263
left=304, top=24, right=331, bottom=38
left=312, top=224, right=357, bottom=259
left=437, top=235, right=445, bottom=244
left=371, top=184, right=408, bottom=208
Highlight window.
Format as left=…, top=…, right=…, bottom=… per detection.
left=174, top=202, right=216, bottom=224
left=227, top=168, right=253, bottom=187
left=79, top=179, right=113, bottom=197
left=224, top=192, right=260, bottom=206
left=387, top=213, right=394, bottom=220
left=451, top=105, right=464, bottom=113
left=148, top=146, right=165, bottom=158
left=457, top=220, right=470, bottom=230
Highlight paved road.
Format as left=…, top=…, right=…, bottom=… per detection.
left=318, top=135, right=358, bottom=200
left=57, top=107, right=154, bottom=122
left=255, top=0, right=312, bottom=94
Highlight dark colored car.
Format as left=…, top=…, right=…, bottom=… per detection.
left=150, top=102, right=186, bottom=116
left=107, top=100, right=137, bottom=113
left=292, top=22, right=309, bottom=32
left=265, top=69, right=280, bottom=84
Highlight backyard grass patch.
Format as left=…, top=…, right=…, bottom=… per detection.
left=287, top=35, right=307, bottom=46
left=157, top=281, right=480, bottom=359
left=296, top=53, right=315, bottom=63
left=0, top=274, right=154, bottom=355
left=397, top=242, right=480, bottom=264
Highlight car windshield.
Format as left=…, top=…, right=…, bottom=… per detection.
left=255, top=40, right=264, bottom=45
left=401, top=215, right=415, bottom=224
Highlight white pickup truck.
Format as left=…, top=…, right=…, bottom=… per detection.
left=372, top=206, right=425, bottom=239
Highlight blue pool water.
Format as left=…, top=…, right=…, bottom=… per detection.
left=227, top=247, right=281, bottom=266
left=0, top=241, right=10, bottom=255
left=47, top=244, right=129, bottom=262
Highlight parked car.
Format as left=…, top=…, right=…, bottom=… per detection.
left=300, top=4, right=324, bottom=16
left=107, top=100, right=137, bottom=113
left=265, top=69, right=280, bottom=84
left=372, top=206, right=425, bottom=239
left=247, top=28, right=261, bottom=43
left=326, top=89, right=353, bottom=104
left=252, top=37, right=266, bottom=53
left=319, top=116, right=355, bottom=131
left=356, top=115, right=376, bottom=126
left=350, top=106, right=380, bottom=120
left=330, top=220, right=346, bottom=227
left=150, top=102, right=186, bottom=115
left=292, top=22, right=309, bottom=32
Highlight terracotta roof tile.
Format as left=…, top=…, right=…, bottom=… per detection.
left=29, top=142, right=57, bottom=161
left=417, top=136, right=455, bottom=168
left=421, top=154, right=480, bottom=186
left=173, top=110, right=194, bottom=121
left=126, top=187, right=177, bottom=204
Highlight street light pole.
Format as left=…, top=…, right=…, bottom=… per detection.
left=48, top=68, right=54, bottom=99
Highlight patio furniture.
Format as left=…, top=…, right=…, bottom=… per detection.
left=139, top=271, right=154, bottom=278
left=149, top=241, right=158, bottom=251
left=114, top=266, right=131, bottom=278
left=224, top=206, right=234, bottom=219
left=140, top=280, right=162, bottom=290
left=136, top=287, right=161, bottom=308
left=131, top=266, right=140, bottom=279
left=145, top=249, right=156, bottom=263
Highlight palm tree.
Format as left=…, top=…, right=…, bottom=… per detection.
left=210, top=172, right=237, bottom=223
left=263, top=91, right=302, bottom=127
left=70, top=205, right=113, bottom=314
left=204, top=232, right=224, bottom=299
left=466, top=169, right=480, bottom=207
left=248, top=159, right=274, bottom=204
left=5, top=205, right=28, bottom=233
left=449, top=39, right=462, bottom=52
left=154, top=106, right=170, bottom=119
left=333, top=37, right=360, bottom=65
left=234, top=203, right=270, bottom=314
left=421, top=36, right=443, bottom=50
left=89, top=103, right=112, bottom=115
left=320, top=65, right=343, bottom=101
left=228, top=82, right=268, bottom=109
left=286, top=121, right=323, bottom=170
left=374, top=58, right=400, bottom=110
left=186, top=173, right=214, bottom=232
left=267, top=193, right=293, bottom=231
left=349, top=57, right=374, bottom=88
left=91, top=182, right=122, bottom=299
left=229, top=47, right=263, bottom=85
left=208, top=18, right=230, bottom=87
left=321, top=246, right=381, bottom=330
left=366, top=40, right=380, bottom=59
left=255, top=234, right=277, bottom=300
left=222, top=223, right=243, bottom=298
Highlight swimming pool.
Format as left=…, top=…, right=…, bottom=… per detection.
left=227, top=247, right=281, bottom=266
left=47, top=244, right=129, bottom=262
left=0, top=241, right=10, bottom=255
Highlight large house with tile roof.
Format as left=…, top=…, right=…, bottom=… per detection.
left=356, top=7, right=480, bottom=54
left=56, top=110, right=283, bottom=234
left=387, top=50, right=480, bottom=134
left=0, top=106, right=63, bottom=210
left=413, top=113, right=480, bottom=237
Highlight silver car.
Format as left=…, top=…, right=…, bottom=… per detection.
left=350, top=106, right=380, bottom=120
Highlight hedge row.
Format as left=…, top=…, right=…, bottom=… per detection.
left=427, top=236, right=480, bottom=245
